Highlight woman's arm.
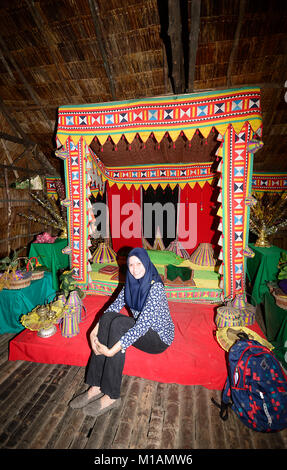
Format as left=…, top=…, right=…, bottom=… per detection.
left=119, top=282, right=164, bottom=351
left=94, top=338, right=122, bottom=357
left=89, top=287, right=125, bottom=355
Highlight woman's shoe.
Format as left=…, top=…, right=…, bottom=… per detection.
left=83, top=398, right=121, bottom=417
left=69, top=389, right=103, bottom=409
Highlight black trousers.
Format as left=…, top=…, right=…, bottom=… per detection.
left=86, top=310, right=169, bottom=399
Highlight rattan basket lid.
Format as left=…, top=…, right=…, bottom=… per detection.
left=216, top=326, right=274, bottom=352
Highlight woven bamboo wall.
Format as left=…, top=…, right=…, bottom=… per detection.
left=0, top=0, right=286, bottom=171
left=0, top=187, right=49, bottom=259
left=0, top=0, right=286, bottom=258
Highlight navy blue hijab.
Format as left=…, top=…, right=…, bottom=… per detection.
left=124, top=247, right=163, bottom=311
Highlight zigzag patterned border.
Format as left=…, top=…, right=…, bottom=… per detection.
left=57, top=87, right=262, bottom=145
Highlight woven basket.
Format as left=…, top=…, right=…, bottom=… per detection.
left=240, top=303, right=256, bottom=325
left=26, top=257, right=45, bottom=280
left=8, top=271, right=32, bottom=289
left=215, top=306, right=243, bottom=328
left=216, top=326, right=274, bottom=352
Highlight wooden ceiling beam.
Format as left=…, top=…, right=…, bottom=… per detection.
left=0, top=98, right=31, bottom=143
left=32, top=144, right=59, bottom=177
left=227, top=0, right=246, bottom=87
left=188, top=0, right=201, bottom=93
left=0, top=132, right=33, bottom=146
left=167, top=0, right=184, bottom=94
left=0, top=98, right=58, bottom=176
left=1, top=140, right=19, bottom=179
left=0, top=162, right=48, bottom=175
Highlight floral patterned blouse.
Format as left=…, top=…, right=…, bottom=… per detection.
left=106, top=282, right=174, bottom=352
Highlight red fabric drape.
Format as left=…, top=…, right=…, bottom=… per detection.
left=107, top=181, right=216, bottom=254
left=107, top=182, right=142, bottom=253
left=178, top=182, right=216, bottom=254
left=9, top=295, right=266, bottom=389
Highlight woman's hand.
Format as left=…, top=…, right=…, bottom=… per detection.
left=90, top=323, right=100, bottom=355
left=90, top=323, right=122, bottom=357
left=94, top=339, right=113, bottom=357
left=93, top=338, right=123, bottom=357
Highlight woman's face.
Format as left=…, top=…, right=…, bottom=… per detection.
left=128, top=256, right=146, bottom=279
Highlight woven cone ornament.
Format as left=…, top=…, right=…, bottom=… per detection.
left=60, top=308, right=80, bottom=338
left=232, top=293, right=247, bottom=309
left=167, top=239, right=190, bottom=259
left=67, top=291, right=86, bottom=323
left=153, top=227, right=165, bottom=250
left=189, top=243, right=216, bottom=266
left=92, top=242, right=117, bottom=264
left=142, top=237, right=153, bottom=250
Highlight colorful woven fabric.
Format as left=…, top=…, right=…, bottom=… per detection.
left=57, top=87, right=261, bottom=147
left=46, top=177, right=62, bottom=198
left=220, top=122, right=254, bottom=297
left=189, top=243, right=215, bottom=266
left=90, top=150, right=215, bottom=190
left=252, top=172, right=287, bottom=192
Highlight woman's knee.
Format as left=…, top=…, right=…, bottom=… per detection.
left=109, top=315, right=134, bottom=338
left=99, top=310, right=117, bottom=328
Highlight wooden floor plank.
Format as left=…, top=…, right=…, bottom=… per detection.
left=177, top=384, right=195, bottom=449
left=110, top=376, right=144, bottom=449
left=128, top=378, right=158, bottom=449
left=24, top=366, right=85, bottom=449
left=145, top=381, right=166, bottom=449
left=160, top=383, right=181, bottom=448
left=84, top=374, right=131, bottom=449
left=0, top=333, right=287, bottom=450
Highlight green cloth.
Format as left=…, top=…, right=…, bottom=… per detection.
left=166, top=264, right=192, bottom=281
left=0, top=272, right=56, bottom=333
left=246, top=244, right=287, bottom=305
left=263, top=290, right=287, bottom=369
left=29, top=238, right=69, bottom=290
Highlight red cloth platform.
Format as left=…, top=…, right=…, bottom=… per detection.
left=9, top=295, right=264, bottom=390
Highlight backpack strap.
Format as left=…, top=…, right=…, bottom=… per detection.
left=211, top=397, right=230, bottom=421
left=237, top=331, right=249, bottom=341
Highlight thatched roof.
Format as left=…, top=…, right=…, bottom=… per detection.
left=0, top=0, right=287, bottom=177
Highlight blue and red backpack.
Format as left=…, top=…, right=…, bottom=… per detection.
left=213, top=335, right=287, bottom=432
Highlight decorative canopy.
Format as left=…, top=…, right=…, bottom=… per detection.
left=57, top=87, right=262, bottom=148
left=55, top=86, right=263, bottom=301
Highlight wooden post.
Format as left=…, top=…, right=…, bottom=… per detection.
left=168, top=0, right=184, bottom=94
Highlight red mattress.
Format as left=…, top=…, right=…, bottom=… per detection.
left=9, top=295, right=263, bottom=390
